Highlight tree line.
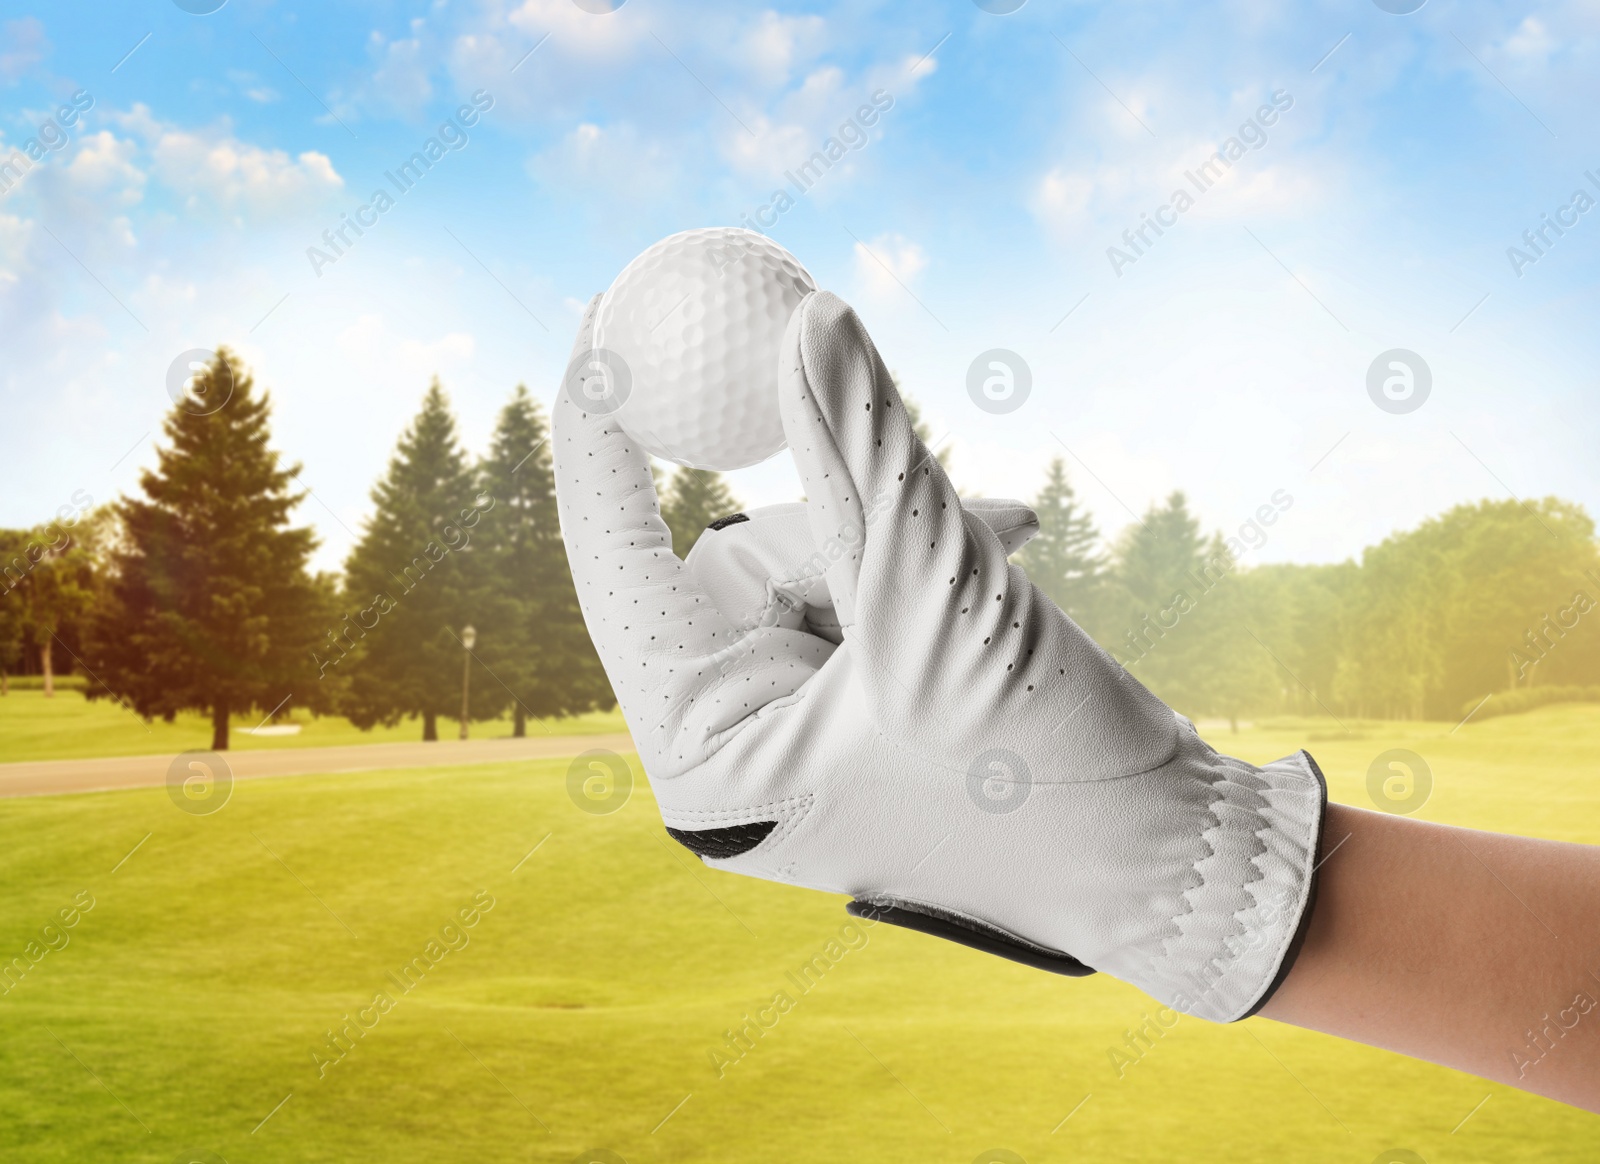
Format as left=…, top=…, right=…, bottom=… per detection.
left=0, top=351, right=755, bottom=749
left=5, top=350, right=1598, bottom=746
left=1017, top=460, right=1600, bottom=726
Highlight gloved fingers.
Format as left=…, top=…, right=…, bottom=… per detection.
left=686, top=498, right=1043, bottom=641
left=556, top=294, right=831, bottom=776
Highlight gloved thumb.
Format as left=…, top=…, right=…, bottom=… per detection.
left=778, top=290, right=974, bottom=633
left=777, top=290, right=1177, bottom=776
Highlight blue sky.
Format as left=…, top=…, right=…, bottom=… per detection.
left=2, top=0, right=1596, bottom=572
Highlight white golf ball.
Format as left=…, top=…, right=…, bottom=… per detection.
left=593, top=227, right=816, bottom=470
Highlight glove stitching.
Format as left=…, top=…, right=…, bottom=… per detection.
left=668, top=795, right=817, bottom=863
left=664, top=793, right=814, bottom=824
left=1143, top=746, right=1320, bottom=1020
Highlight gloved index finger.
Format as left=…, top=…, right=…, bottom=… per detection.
left=554, top=295, right=831, bottom=777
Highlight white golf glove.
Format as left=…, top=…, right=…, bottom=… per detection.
left=554, top=289, right=1326, bottom=1022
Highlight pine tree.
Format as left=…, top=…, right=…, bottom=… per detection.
left=83, top=350, right=332, bottom=750
left=474, top=386, right=611, bottom=735
left=339, top=380, right=483, bottom=741
left=660, top=467, right=742, bottom=559
left=1103, top=492, right=1215, bottom=710
left=1102, top=493, right=1278, bottom=721
left=1017, top=458, right=1105, bottom=633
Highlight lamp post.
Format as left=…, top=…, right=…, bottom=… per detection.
left=459, top=625, right=476, bottom=740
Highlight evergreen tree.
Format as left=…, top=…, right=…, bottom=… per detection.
left=1017, top=458, right=1106, bottom=633
left=339, top=380, right=482, bottom=741
left=474, top=386, right=611, bottom=735
left=1180, top=533, right=1278, bottom=731
left=83, top=350, right=332, bottom=750
left=1102, top=492, right=1221, bottom=713
left=661, top=467, right=742, bottom=559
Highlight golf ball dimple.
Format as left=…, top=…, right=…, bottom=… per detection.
left=594, top=227, right=816, bottom=470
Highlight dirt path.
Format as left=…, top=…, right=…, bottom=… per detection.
left=0, top=733, right=637, bottom=799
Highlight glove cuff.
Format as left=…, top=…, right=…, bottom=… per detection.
left=1132, top=743, right=1328, bottom=1023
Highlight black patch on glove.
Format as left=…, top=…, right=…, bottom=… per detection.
left=705, top=512, right=750, bottom=532
left=848, top=898, right=1095, bottom=977
left=667, top=820, right=776, bottom=860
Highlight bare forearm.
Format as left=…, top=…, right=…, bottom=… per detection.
left=1258, top=802, right=1600, bottom=1111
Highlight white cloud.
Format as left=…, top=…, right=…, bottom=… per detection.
left=367, top=21, right=434, bottom=117
left=1034, top=166, right=1096, bottom=225
left=903, top=50, right=938, bottom=83
left=0, top=210, right=29, bottom=278
left=227, top=70, right=281, bottom=105
left=740, top=11, right=826, bottom=82
left=1202, top=161, right=1320, bottom=218
left=336, top=312, right=476, bottom=371
left=853, top=233, right=927, bottom=297
left=1503, top=16, right=1557, bottom=64
left=507, top=0, right=649, bottom=57
left=64, top=131, right=145, bottom=206
left=528, top=120, right=679, bottom=205
left=0, top=17, right=48, bottom=83
left=113, top=104, right=343, bottom=215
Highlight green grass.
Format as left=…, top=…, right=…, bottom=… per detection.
left=0, top=688, right=627, bottom=762
left=2, top=708, right=1598, bottom=1161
